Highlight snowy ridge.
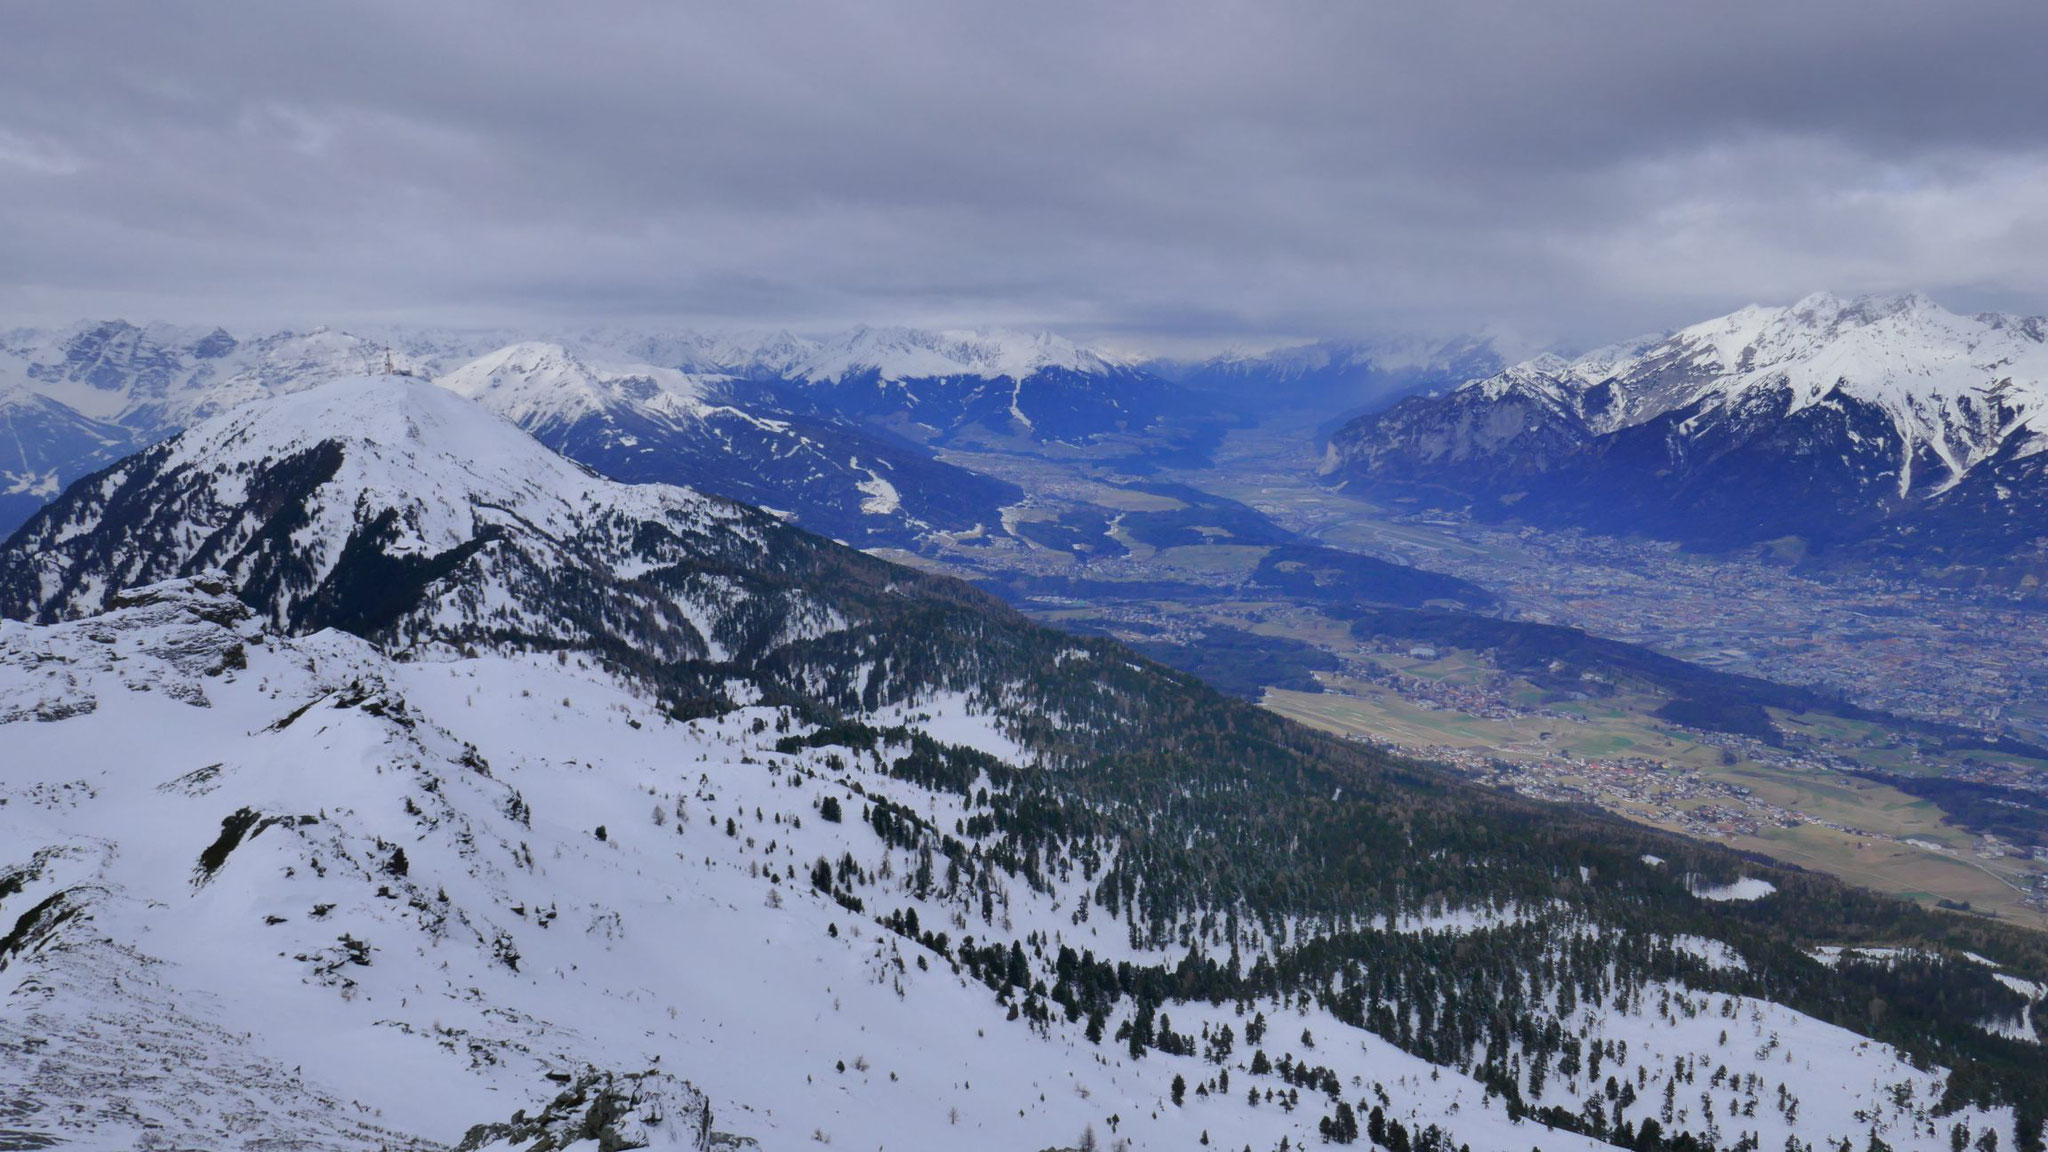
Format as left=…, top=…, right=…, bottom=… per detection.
left=0, top=579, right=2029, bottom=1152
left=1457, top=292, right=2048, bottom=493
left=0, top=320, right=459, bottom=433
left=0, top=375, right=839, bottom=675
left=0, top=321, right=500, bottom=535
left=559, top=324, right=1185, bottom=447
left=151, top=372, right=692, bottom=537
left=435, top=341, right=720, bottom=431
left=770, top=325, right=1131, bottom=385
left=430, top=341, right=1019, bottom=547
left=0, top=318, right=1156, bottom=540
left=1326, top=292, right=2048, bottom=564
left=549, top=323, right=1134, bottom=384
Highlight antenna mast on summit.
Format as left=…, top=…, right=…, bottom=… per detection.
left=383, top=345, right=396, bottom=375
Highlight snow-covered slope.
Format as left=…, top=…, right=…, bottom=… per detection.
left=595, top=325, right=1192, bottom=447
left=780, top=325, right=1131, bottom=384
left=0, top=375, right=865, bottom=683
left=435, top=343, right=1018, bottom=547
left=0, top=320, right=495, bottom=536
left=435, top=341, right=718, bottom=433
left=2, top=577, right=2033, bottom=1152
left=0, top=387, right=133, bottom=531
left=1325, top=293, right=2048, bottom=564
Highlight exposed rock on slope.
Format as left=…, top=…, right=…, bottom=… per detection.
left=1326, top=293, right=2048, bottom=575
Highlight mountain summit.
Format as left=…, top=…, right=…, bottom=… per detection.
left=0, top=375, right=830, bottom=681
left=433, top=342, right=1019, bottom=547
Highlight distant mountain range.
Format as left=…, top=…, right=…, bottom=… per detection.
left=1325, top=293, right=2048, bottom=583
left=18, top=300, right=2048, bottom=586
left=0, top=322, right=427, bottom=533
left=0, top=321, right=1109, bottom=546
left=0, top=320, right=1517, bottom=548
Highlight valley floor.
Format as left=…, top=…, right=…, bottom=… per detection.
left=893, top=421, right=2048, bottom=930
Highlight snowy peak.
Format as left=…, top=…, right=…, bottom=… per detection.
left=156, top=374, right=647, bottom=537
left=435, top=342, right=717, bottom=431
left=1328, top=292, right=2048, bottom=568
left=0, top=375, right=794, bottom=666
left=0, top=319, right=451, bottom=436
left=430, top=342, right=1020, bottom=547
left=1442, top=291, right=2048, bottom=467
left=1474, top=292, right=2048, bottom=435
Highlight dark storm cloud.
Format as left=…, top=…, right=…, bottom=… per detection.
left=3, top=0, right=2045, bottom=346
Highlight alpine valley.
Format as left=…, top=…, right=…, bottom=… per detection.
left=1, top=303, right=2046, bottom=1152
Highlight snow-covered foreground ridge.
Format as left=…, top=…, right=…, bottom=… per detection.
left=0, top=579, right=2031, bottom=1152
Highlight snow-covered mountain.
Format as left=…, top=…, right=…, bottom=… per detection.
left=4, top=372, right=2047, bottom=1151
left=0, top=375, right=988, bottom=710
left=0, top=319, right=1187, bottom=542
left=752, top=326, right=1188, bottom=447
left=0, top=320, right=489, bottom=537
left=579, top=325, right=1192, bottom=447
left=0, top=388, right=131, bottom=533
left=0, top=320, right=465, bottom=433
left=435, top=342, right=1018, bottom=547
left=783, top=325, right=1130, bottom=383
left=589, top=324, right=1134, bottom=386
left=1325, top=293, right=2048, bottom=568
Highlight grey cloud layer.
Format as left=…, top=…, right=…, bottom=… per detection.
left=3, top=0, right=2045, bottom=345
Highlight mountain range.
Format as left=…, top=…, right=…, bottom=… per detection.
left=1324, top=293, right=2048, bottom=582
left=2, top=370, right=2046, bottom=1151
left=0, top=321, right=1058, bottom=548
left=0, top=319, right=1515, bottom=547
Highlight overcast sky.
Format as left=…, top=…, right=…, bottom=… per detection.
left=3, top=0, right=2046, bottom=351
